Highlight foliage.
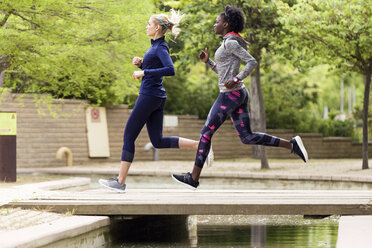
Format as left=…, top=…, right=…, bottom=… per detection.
left=0, top=0, right=154, bottom=105
left=159, top=0, right=362, bottom=138
left=318, top=119, right=355, bottom=138
left=2, top=0, right=367, bottom=141
left=259, top=57, right=355, bottom=138
left=156, top=0, right=292, bottom=123
left=185, top=64, right=220, bottom=118
left=156, top=0, right=229, bottom=62
left=162, top=62, right=219, bottom=118
left=260, top=58, right=318, bottom=131
left=239, top=0, right=294, bottom=61
left=305, top=65, right=364, bottom=116
left=277, top=0, right=372, bottom=168
left=277, top=0, right=372, bottom=74
left=155, top=0, right=222, bottom=118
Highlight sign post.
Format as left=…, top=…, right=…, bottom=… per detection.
left=0, top=112, right=16, bottom=182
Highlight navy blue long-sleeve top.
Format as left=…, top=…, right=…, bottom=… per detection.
left=139, top=37, right=175, bottom=98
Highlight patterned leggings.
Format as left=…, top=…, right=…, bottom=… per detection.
left=195, top=87, right=280, bottom=168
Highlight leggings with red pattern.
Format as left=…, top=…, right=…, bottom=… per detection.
left=195, top=87, right=280, bottom=168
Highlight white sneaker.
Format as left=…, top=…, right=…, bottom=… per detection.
left=206, top=145, right=214, bottom=167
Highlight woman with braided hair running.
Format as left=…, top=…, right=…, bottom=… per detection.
left=99, top=9, right=213, bottom=193
left=172, top=5, right=308, bottom=190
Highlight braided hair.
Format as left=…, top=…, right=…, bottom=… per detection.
left=220, top=5, right=245, bottom=33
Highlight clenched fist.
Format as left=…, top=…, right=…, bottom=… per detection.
left=132, top=57, right=142, bottom=67
left=133, top=70, right=144, bottom=79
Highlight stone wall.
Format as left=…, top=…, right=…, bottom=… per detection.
left=0, top=92, right=368, bottom=167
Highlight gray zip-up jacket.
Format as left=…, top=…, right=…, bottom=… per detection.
left=206, top=33, right=257, bottom=91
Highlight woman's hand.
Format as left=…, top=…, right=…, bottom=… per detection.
left=199, top=48, right=209, bottom=63
left=132, top=70, right=144, bottom=79
left=224, top=80, right=236, bottom=89
left=132, top=57, right=142, bottom=67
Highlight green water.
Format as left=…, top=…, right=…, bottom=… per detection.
left=110, top=225, right=337, bottom=248
left=196, top=224, right=337, bottom=248
left=45, top=215, right=338, bottom=248
left=109, top=215, right=338, bottom=248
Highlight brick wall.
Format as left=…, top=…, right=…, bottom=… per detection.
left=0, top=93, right=90, bottom=167
left=0, top=92, right=368, bottom=168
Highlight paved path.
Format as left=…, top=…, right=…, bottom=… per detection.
left=18, top=159, right=372, bottom=184
left=0, top=215, right=109, bottom=248
left=0, top=178, right=109, bottom=248
left=337, top=216, right=372, bottom=248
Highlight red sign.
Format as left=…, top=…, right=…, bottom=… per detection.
left=91, top=108, right=100, bottom=121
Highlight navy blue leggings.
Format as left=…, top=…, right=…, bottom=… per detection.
left=195, top=88, right=280, bottom=168
left=121, top=94, right=179, bottom=162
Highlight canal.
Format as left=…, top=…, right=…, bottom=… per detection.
left=35, top=174, right=358, bottom=247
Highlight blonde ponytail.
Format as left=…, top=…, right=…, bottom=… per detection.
left=153, top=9, right=185, bottom=38
left=168, top=9, right=184, bottom=37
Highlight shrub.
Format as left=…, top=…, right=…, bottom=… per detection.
left=317, top=119, right=354, bottom=137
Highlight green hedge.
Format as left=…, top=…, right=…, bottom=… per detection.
left=317, top=119, right=354, bottom=137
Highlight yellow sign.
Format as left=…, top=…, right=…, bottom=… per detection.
left=0, top=112, right=16, bottom=135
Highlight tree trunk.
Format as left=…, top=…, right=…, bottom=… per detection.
left=0, top=71, right=4, bottom=87
left=250, top=60, right=269, bottom=169
left=362, top=69, right=371, bottom=169
left=0, top=55, right=10, bottom=87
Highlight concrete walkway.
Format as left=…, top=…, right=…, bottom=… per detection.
left=0, top=178, right=110, bottom=248
left=0, top=215, right=109, bottom=248
left=337, top=216, right=372, bottom=248
left=18, top=158, right=372, bottom=184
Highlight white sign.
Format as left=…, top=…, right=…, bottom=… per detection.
left=164, top=115, right=178, bottom=127
left=85, top=107, right=110, bottom=157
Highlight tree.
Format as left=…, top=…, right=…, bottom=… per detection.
left=278, top=0, right=372, bottom=169
left=0, top=0, right=154, bottom=105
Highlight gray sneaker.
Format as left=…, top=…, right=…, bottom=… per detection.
left=99, top=178, right=126, bottom=193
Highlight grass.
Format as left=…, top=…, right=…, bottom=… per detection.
left=63, top=208, right=76, bottom=216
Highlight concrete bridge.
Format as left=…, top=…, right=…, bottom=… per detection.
left=6, top=189, right=372, bottom=216
left=3, top=178, right=372, bottom=248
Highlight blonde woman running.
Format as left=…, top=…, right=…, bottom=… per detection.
left=99, top=10, right=213, bottom=193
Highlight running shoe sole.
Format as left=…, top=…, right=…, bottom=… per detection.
left=295, top=136, right=308, bottom=162
left=171, top=174, right=197, bottom=191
